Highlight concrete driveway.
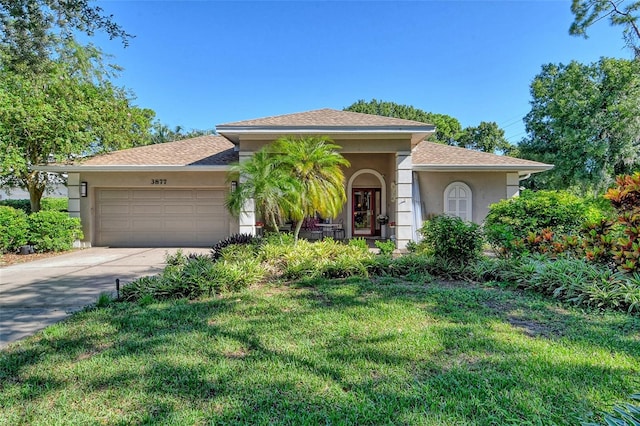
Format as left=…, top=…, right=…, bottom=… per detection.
left=0, top=247, right=210, bottom=349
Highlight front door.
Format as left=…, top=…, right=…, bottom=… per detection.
left=352, top=189, right=376, bottom=236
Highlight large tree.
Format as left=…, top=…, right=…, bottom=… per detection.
left=0, top=1, right=154, bottom=211
left=457, top=121, right=512, bottom=154
left=570, top=0, right=640, bottom=57
left=344, top=99, right=462, bottom=144
left=520, top=58, right=640, bottom=194
left=344, top=99, right=515, bottom=154
left=0, top=42, right=154, bottom=212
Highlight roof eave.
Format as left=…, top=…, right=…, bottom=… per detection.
left=412, top=164, right=554, bottom=173
left=34, top=165, right=232, bottom=172
left=216, top=126, right=435, bottom=144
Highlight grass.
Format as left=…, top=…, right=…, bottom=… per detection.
left=1, top=277, right=639, bottom=425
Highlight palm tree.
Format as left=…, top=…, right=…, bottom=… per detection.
left=226, top=136, right=349, bottom=242
left=270, top=136, right=350, bottom=241
left=225, top=148, right=297, bottom=231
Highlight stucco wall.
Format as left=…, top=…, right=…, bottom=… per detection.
left=416, top=171, right=508, bottom=224
left=77, top=171, right=235, bottom=245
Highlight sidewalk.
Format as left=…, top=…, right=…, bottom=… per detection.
left=0, top=247, right=209, bottom=348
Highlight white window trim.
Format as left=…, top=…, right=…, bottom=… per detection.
left=443, top=181, right=472, bottom=221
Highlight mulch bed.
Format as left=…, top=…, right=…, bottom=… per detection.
left=0, top=250, right=72, bottom=267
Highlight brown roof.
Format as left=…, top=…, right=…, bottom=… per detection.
left=217, top=108, right=433, bottom=128
left=412, top=141, right=553, bottom=171
left=81, top=135, right=236, bottom=166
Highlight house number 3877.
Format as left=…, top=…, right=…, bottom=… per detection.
left=151, top=179, right=167, bottom=185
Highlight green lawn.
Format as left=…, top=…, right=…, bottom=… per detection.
left=1, top=277, right=638, bottom=425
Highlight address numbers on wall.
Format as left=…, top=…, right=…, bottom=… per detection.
left=150, top=179, right=167, bottom=185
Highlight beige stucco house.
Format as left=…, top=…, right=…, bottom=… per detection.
left=39, top=108, right=552, bottom=249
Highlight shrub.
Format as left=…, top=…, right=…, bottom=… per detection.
left=475, top=255, right=640, bottom=314
left=121, top=253, right=265, bottom=302
left=419, top=215, right=483, bottom=264
left=348, top=237, right=369, bottom=251
left=374, top=239, right=395, bottom=257
left=261, top=237, right=372, bottom=280
left=0, top=199, right=31, bottom=213
left=484, top=190, right=609, bottom=256
left=41, top=198, right=68, bottom=212
left=211, top=233, right=260, bottom=261
left=27, top=211, right=83, bottom=252
left=0, top=206, right=29, bottom=253
left=604, top=172, right=640, bottom=273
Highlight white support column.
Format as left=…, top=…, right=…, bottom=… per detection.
left=67, top=173, right=80, bottom=218
left=395, top=151, right=413, bottom=250
left=238, top=152, right=256, bottom=235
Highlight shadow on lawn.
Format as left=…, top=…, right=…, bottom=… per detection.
left=1, top=278, right=639, bottom=424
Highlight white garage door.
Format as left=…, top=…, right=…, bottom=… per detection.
left=96, top=189, right=229, bottom=247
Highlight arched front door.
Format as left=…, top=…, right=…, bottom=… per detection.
left=347, top=169, right=387, bottom=239
left=352, top=188, right=381, bottom=236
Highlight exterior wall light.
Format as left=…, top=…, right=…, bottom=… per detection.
left=80, top=181, right=88, bottom=197
left=231, top=181, right=238, bottom=191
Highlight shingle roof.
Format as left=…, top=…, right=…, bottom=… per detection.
left=217, top=108, right=433, bottom=128
left=81, top=135, right=236, bottom=166
left=412, top=141, right=553, bottom=171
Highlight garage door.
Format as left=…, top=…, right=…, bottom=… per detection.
left=96, top=189, right=229, bottom=247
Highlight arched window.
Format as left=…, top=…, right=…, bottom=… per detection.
left=444, top=182, right=472, bottom=221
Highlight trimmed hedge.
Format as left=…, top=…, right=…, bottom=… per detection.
left=0, top=197, right=68, bottom=214
left=27, top=211, right=83, bottom=252
left=0, top=206, right=29, bottom=253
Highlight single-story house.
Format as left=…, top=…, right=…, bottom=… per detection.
left=38, top=108, right=552, bottom=249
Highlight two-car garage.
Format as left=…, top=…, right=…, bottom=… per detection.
left=95, top=188, right=229, bottom=247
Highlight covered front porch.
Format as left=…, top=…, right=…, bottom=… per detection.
left=239, top=150, right=419, bottom=250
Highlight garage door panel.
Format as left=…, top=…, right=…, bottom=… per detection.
left=100, top=204, right=130, bottom=215
left=132, top=205, right=163, bottom=215
left=165, top=205, right=195, bottom=214
left=132, top=190, right=163, bottom=200
left=164, top=190, right=196, bottom=199
left=100, top=220, right=131, bottom=230
left=99, top=190, right=130, bottom=200
left=97, top=188, right=228, bottom=247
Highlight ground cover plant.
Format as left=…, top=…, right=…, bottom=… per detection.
left=1, top=275, right=638, bottom=425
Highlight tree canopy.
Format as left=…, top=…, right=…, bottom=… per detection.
left=150, top=122, right=215, bottom=144
left=0, top=43, right=154, bottom=211
left=520, top=58, right=640, bottom=194
left=344, top=99, right=513, bottom=154
left=0, top=1, right=155, bottom=212
left=344, top=99, right=462, bottom=144
left=0, top=0, right=131, bottom=73
left=570, top=0, right=640, bottom=57
left=457, top=121, right=513, bottom=155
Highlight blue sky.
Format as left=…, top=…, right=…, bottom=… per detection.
left=94, top=0, right=632, bottom=144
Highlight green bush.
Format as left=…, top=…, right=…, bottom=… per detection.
left=121, top=252, right=266, bottom=302
left=374, top=239, right=395, bottom=257
left=27, top=211, right=83, bottom=252
left=0, top=206, right=29, bottom=253
left=474, top=255, right=640, bottom=314
left=484, top=190, right=610, bottom=256
left=419, top=215, right=483, bottom=264
left=0, top=199, right=31, bottom=213
left=41, top=198, right=68, bottom=212
left=0, top=197, right=68, bottom=214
